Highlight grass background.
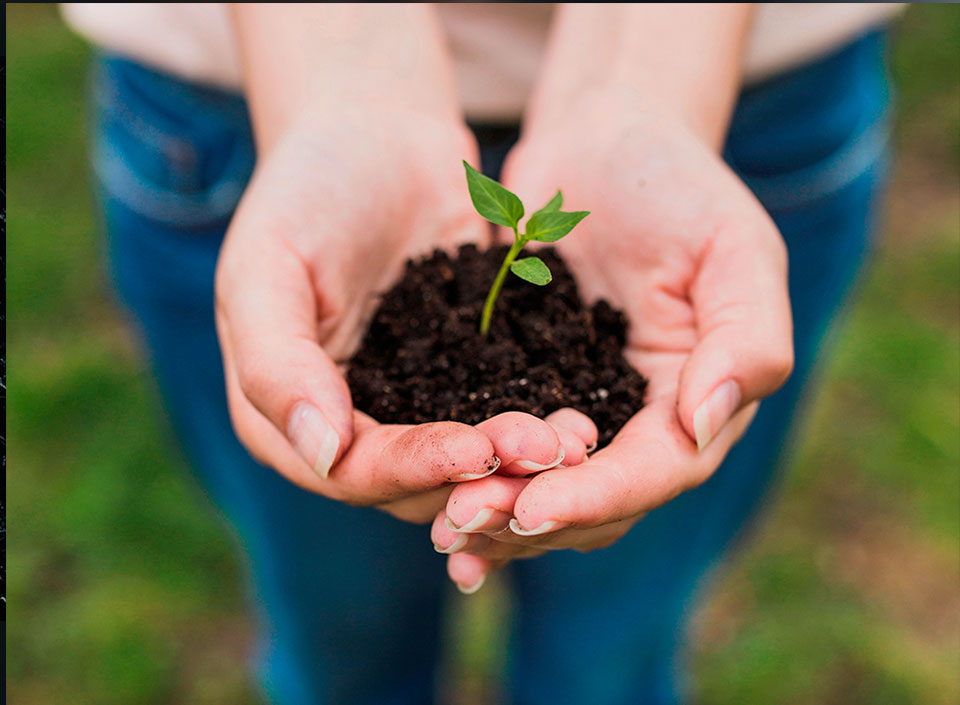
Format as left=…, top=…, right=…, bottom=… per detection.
left=7, top=4, right=959, bottom=704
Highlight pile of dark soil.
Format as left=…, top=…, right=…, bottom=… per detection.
left=347, top=244, right=647, bottom=449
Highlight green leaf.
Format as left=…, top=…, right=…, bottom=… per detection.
left=462, top=160, right=524, bottom=229
left=533, top=190, right=564, bottom=217
left=510, top=256, right=552, bottom=285
left=525, top=210, right=590, bottom=243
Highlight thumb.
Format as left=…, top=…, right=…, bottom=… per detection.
left=678, top=219, right=794, bottom=451
left=215, top=229, right=354, bottom=479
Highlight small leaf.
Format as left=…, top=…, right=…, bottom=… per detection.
left=532, top=190, right=564, bottom=217
left=525, top=210, right=590, bottom=243
left=510, top=256, right=552, bottom=285
left=463, top=161, right=524, bottom=229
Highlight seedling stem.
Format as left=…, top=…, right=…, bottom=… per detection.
left=462, top=161, right=589, bottom=337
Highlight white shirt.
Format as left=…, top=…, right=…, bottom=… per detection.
left=62, top=2, right=903, bottom=122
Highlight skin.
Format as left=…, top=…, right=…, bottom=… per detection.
left=218, top=5, right=794, bottom=591
left=218, top=5, right=594, bottom=524
left=436, top=5, right=794, bottom=590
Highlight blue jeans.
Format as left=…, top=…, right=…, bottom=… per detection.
left=91, top=32, right=890, bottom=705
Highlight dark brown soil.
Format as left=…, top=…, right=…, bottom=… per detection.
left=347, top=244, right=647, bottom=449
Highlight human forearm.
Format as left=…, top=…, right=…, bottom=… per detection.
left=527, top=3, right=754, bottom=149
left=230, top=3, right=462, bottom=152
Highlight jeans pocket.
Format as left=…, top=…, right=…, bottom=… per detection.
left=91, top=55, right=255, bottom=230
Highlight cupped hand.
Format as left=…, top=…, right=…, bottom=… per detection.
left=433, top=102, right=794, bottom=584
left=215, top=112, right=501, bottom=521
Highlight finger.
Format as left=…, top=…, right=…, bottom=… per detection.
left=678, top=214, right=793, bottom=451
left=550, top=424, right=586, bottom=466
left=221, top=342, right=343, bottom=490
left=215, top=224, right=353, bottom=479
left=545, top=408, right=599, bottom=453
left=446, top=553, right=506, bottom=595
left=224, top=362, right=498, bottom=500
left=445, top=475, right=530, bottom=533
left=330, top=419, right=500, bottom=501
left=443, top=410, right=596, bottom=535
left=482, top=518, right=635, bottom=552
left=463, top=538, right=548, bottom=560
left=511, top=395, right=758, bottom=533
left=544, top=410, right=597, bottom=466
left=476, top=411, right=564, bottom=475
left=378, top=486, right=453, bottom=524
left=431, top=511, right=493, bottom=555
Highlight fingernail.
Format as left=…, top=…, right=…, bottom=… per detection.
left=452, top=456, right=501, bottom=481
left=434, top=534, right=468, bottom=554
left=509, top=518, right=560, bottom=536
left=515, top=446, right=565, bottom=472
left=456, top=574, right=486, bottom=595
left=585, top=441, right=598, bottom=454
left=288, top=402, right=340, bottom=478
left=446, top=508, right=495, bottom=533
left=693, top=380, right=742, bottom=452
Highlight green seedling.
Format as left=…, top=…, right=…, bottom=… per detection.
left=463, top=161, right=590, bottom=336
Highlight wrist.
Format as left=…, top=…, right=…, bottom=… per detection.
left=527, top=4, right=754, bottom=152
left=273, top=102, right=476, bottom=180
left=517, top=84, right=718, bottom=162
left=231, top=3, right=463, bottom=154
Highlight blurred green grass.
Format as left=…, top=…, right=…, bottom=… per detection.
left=7, top=4, right=959, bottom=705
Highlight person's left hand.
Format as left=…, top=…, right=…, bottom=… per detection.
left=430, top=100, right=794, bottom=592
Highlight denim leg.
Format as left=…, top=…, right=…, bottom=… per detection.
left=508, top=32, right=891, bottom=705
left=93, top=56, right=449, bottom=705
left=94, top=27, right=893, bottom=704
